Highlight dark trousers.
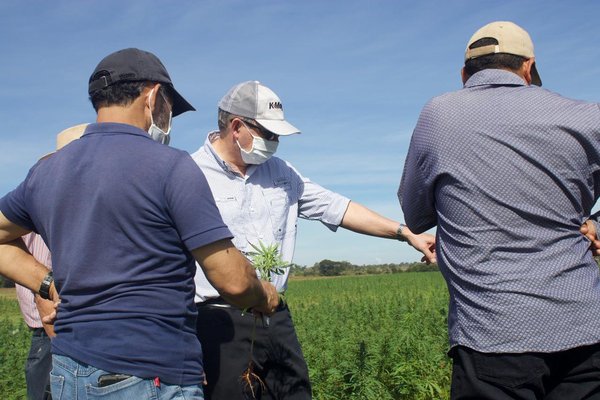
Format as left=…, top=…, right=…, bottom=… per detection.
left=450, top=344, right=600, bottom=400
left=196, top=301, right=311, bottom=400
left=26, top=328, right=52, bottom=400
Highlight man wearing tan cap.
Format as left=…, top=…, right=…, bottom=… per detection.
left=192, top=81, right=436, bottom=399
left=0, top=49, right=278, bottom=399
left=13, top=124, right=86, bottom=400
left=399, top=21, right=600, bottom=398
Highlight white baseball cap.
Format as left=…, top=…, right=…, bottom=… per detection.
left=218, top=81, right=301, bottom=136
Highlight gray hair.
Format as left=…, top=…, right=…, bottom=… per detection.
left=218, top=108, right=255, bottom=131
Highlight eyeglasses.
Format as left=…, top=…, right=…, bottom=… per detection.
left=242, top=120, right=279, bottom=141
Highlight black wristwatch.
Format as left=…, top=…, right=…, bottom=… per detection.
left=39, top=271, right=54, bottom=300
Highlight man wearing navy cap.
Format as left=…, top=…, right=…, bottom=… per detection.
left=0, top=48, right=278, bottom=399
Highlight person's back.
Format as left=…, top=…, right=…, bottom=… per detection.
left=400, top=21, right=600, bottom=399
left=406, top=70, right=600, bottom=351
left=21, top=122, right=219, bottom=382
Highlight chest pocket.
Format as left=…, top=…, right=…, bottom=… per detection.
left=214, top=196, right=242, bottom=228
left=262, top=178, right=292, bottom=240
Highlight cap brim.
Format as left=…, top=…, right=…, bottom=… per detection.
left=531, top=62, right=542, bottom=86
left=255, top=118, right=301, bottom=136
left=170, top=87, right=196, bottom=117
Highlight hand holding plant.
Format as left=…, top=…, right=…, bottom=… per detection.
left=241, top=241, right=287, bottom=399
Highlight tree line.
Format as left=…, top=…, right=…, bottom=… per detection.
left=289, top=260, right=438, bottom=277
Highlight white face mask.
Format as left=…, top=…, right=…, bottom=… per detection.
left=147, top=88, right=172, bottom=145
left=237, top=122, right=279, bottom=165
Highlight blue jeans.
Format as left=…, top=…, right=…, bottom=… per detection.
left=50, top=354, right=204, bottom=400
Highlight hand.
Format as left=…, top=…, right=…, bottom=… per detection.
left=581, top=220, right=600, bottom=256
left=403, top=227, right=436, bottom=264
left=252, top=281, right=280, bottom=316
left=35, top=293, right=57, bottom=337
left=37, top=281, right=60, bottom=334
left=41, top=301, right=59, bottom=326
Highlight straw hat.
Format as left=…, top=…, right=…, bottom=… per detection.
left=40, top=123, right=89, bottom=160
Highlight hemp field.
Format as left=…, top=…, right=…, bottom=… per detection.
left=0, top=272, right=451, bottom=399
left=0, top=289, right=29, bottom=400
left=287, top=272, right=450, bottom=399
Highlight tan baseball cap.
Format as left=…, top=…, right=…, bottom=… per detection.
left=465, top=21, right=542, bottom=86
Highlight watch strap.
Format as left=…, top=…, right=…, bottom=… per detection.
left=396, top=224, right=408, bottom=242
left=39, top=271, right=54, bottom=300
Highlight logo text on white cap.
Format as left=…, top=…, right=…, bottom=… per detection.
left=269, top=102, right=282, bottom=110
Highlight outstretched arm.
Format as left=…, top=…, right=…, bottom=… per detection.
left=340, top=201, right=436, bottom=264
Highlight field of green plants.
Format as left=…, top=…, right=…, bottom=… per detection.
left=0, top=292, right=29, bottom=400
left=287, top=272, right=450, bottom=399
left=0, top=272, right=450, bottom=399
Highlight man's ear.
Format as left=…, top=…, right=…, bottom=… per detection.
left=521, top=58, right=535, bottom=85
left=144, top=83, right=161, bottom=109
left=229, top=117, right=243, bottom=140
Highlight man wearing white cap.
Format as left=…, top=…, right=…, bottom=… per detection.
left=399, top=21, right=600, bottom=398
left=192, top=81, right=437, bottom=399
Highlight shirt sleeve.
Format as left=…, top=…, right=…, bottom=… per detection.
left=0, top=172, right=36, bottom=232
left=291, top=163, right=351, bottom=231
left=164, top=153, right=233, bottom=251
left=398, top=106, right=438, bottom=234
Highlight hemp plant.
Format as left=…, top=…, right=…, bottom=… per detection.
left=241, top=240, right=287, bottom=399
left=249, top=241, right=287, bottom=282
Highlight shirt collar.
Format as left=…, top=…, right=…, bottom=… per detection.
left=83, top=122, right=151, bottom=140
left=464, top=69, right=527, bottom=89
left=202, top=131, right=257, bottom=178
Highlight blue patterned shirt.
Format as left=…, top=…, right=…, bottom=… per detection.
left=399, top=69, right=600, bottom=353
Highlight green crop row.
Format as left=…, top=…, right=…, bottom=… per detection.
left=0, top=318, right=29, bottom=399
left=286, top=272, right=451, bottom=399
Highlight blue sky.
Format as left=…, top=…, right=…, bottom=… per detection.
left=1, top=1, right=599, bottom=266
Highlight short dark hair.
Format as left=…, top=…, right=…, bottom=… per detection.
left=464, top=37, right=527, bottom=77
left=217, top=108, right=234, bottom=131
left=89, top=79, right=147, bottom=113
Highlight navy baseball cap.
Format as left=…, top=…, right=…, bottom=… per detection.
left=88, top=48, right=195, bottom=116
